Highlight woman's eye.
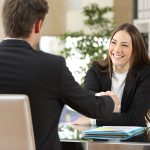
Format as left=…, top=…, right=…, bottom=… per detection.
left=122, top=44, right=128, bottom=47
left=111, top=41, right=116, bottom=44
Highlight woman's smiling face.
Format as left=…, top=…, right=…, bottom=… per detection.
left=109, top=30, right=133, bottom=73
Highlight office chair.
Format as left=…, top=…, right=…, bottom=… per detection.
left=0, top=94, right=35, bottom=150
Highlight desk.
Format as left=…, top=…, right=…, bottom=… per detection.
left=59, top=124, right=150, bottom=150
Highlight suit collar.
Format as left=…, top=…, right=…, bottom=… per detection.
left=101, top=71, right=111, bottom=91
left=0, top=39, right=32, bottom=49
left=121, top=69, right=139, bottom=111
left=101, top=68, right=140, bottom=111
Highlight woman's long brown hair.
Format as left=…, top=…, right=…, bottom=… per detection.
left=94, top=23, right=150, bottom=78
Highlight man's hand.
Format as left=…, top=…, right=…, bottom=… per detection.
left=95, top=91, right=121, bottom=112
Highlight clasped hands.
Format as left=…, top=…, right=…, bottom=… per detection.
left=95, top=91, right=120, bottom=112
left=72, top=91, right=120, bottom=125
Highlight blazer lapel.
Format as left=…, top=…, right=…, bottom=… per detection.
left=121, top=70, right=140, bottom=111
left=101, top=71, right=111, bottom=91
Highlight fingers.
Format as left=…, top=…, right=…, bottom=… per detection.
left=95, top=91, right=115, bottom=96
left=110, top=94, right=120, bottom=112
left=95, top=91, right=121, bottom=112
left=145, top=111, right=150, bottom=127
left=95, top=92, right=105, bottom=96
left=71, top=116, right=91, bottom=125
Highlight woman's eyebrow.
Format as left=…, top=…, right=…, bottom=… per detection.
left=112, top=38, right=131, bottom=44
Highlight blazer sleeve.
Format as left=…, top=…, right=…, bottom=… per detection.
left=96, top=66, right=150, bottom=126
left=58, top=57, right=114, bottom=120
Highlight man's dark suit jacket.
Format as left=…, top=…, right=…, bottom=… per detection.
left=0, top=39, right=114, bottom=150
left=84, top=64, right=150, bottom=127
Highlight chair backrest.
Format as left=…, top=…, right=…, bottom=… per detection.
left=0, top=94, right=35, bottom=150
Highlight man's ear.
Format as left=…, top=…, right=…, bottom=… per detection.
left=35, top=20, right=43, bottom=33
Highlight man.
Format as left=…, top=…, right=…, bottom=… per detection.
left=0, top=0, right=119, bottom=150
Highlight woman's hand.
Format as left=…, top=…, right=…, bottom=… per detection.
left=96, top=91, right=121, bottom=112
left=145, top=109, right=150, bottom=127
left=72, top=116, right=91, bottom=125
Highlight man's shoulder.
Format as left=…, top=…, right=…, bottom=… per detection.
left=36, top=50, right=65, bottom=63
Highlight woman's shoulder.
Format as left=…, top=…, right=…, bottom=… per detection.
left=89, top=61, right=109, bottom=73
left=85, top=62, right=109, bottom=81
left=138, top=64, right=150, bottom=73
left=133, top=64, right=150, bottom=78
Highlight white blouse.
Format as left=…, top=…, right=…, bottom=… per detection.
left=111, top=71, right=127, bottom=104
left=90, top=71, right=127, bottom=126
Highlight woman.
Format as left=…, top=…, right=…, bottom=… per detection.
left=73, top=23, right=150, bottom=127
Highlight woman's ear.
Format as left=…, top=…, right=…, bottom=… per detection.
left=35, top=20, right=43, bottom=33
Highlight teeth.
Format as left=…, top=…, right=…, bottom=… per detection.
left=113, top=54, right=123, bottom=58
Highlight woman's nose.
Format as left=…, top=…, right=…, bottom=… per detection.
left=113, top=44, right=121, bottom=53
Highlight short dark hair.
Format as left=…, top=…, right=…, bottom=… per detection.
left=2, top=0, right=49, bottom=38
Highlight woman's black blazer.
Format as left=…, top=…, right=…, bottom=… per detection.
left=84, top=64, right=150, bottom=126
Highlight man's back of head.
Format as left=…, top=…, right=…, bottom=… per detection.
left=2, top=0, right=49, bottom=38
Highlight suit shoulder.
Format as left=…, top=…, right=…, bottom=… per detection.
left=36, top=50, right=65, bottom=64
left=139, top=64, right=150, bottom=73
left=137, top=64, right=150, bottom=79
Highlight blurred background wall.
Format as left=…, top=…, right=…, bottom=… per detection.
left=0, top=0, right=133, bottom=39
left=0, top=0, right=5, bottom=41
left=1, top=0, right=149, bottom=53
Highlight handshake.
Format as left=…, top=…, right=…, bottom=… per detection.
left=95, top=91, right=121, bottom=112
left=72, top=91, right=120, bottom=126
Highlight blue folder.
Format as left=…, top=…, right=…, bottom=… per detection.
left=82, top=126, right=145, bottom=140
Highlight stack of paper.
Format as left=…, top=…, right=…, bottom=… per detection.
left=82, top=126, right=145, bottom=140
